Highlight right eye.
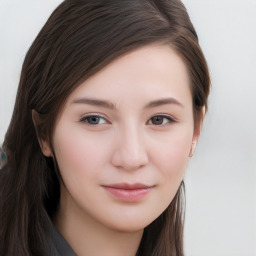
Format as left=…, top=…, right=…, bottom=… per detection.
left=80, top=115, right=108, bottom=125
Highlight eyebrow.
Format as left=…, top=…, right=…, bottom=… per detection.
left=72, top=98, right=116, bottom=109
left=144, top=98, right=184, bottom=109
left=72, top=97, right=183, bottom=109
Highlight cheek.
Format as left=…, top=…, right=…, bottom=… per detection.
left=152, top=128, right=192, bottom=169
left=169, top=133, right=191, bottom=167
left=53, top=126, right=108, bottom=181
left=150, top=128, right=192, bottom=191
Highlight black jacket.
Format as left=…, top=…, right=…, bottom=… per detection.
left=44, top=222, right=77, bottom=256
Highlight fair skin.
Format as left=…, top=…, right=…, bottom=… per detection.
left=41, top=44, right=203, bottom=256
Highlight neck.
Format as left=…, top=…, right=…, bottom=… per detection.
left=54, top=187, right=143, bottom=256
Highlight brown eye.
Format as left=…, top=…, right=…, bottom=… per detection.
left=149, top=115, right=175, bottom=126
left=151, top=116, right=164, bottom=125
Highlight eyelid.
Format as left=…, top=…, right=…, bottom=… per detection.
left=79, top=113, right=110, bottom=125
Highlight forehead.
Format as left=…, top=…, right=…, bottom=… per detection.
left=66, top=44, right=192, bottom=108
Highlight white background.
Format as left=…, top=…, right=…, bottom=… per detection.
left=0, top=0, right=255, bottom=255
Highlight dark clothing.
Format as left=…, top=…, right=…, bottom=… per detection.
left=44, top=221, right=77, bottom=256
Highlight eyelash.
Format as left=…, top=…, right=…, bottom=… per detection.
left=79, top=114, right=176, bottom=126
left=79, top=114, right=108, bottom=125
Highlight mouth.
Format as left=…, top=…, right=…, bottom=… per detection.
left=101, top=183, right=154, bottom=202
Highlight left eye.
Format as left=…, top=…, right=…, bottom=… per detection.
left=148, top=115, right=175, bottom=125
left=80, top=115, right=107, bottom=125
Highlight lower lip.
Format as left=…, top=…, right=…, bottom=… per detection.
left=102, top=187, right=152, bottom=202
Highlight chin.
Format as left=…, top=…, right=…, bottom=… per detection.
left=109, top=223, right=146, bottom=233
left=101, top=214, right=158, bottom=233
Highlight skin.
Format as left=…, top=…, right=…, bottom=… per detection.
left=41, top=44, right=203, bottom=256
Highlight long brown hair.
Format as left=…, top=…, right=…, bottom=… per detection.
left=0, top=0, right=210, bottom=255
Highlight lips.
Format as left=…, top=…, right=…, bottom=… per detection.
left=102, top=183, right=153, bottom=202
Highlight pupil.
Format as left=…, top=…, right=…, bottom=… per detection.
left=152, top=116, right=163, bottom=125
left=88, top=116, right=99, bottom=124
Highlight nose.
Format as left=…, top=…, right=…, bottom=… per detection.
left=111, top=125, right=149, bottom=171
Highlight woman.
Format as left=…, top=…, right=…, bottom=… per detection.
left=0, top=0, right=210, bottom=255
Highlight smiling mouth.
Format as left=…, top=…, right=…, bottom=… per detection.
left=101, top=183, right=154, bottom=202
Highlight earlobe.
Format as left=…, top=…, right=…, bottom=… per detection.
left=31, top=110, right=52, bottom=157
left=189, top=141, right=197, bottom=157
left=189, top=106, right=205, bottom=157
left=189, top=125, right=200, bottom=157
left=40, top=141, right=52, bottom=157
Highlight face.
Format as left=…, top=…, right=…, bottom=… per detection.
left=44, top=44, right=200, bottom=232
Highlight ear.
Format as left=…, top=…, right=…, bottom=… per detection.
left=32, top=110, right=52, bottom=157
left=189, top=106, right=205, bottom=157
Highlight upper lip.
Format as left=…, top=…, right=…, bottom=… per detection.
left=102, top=183, right=153, bottom=190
